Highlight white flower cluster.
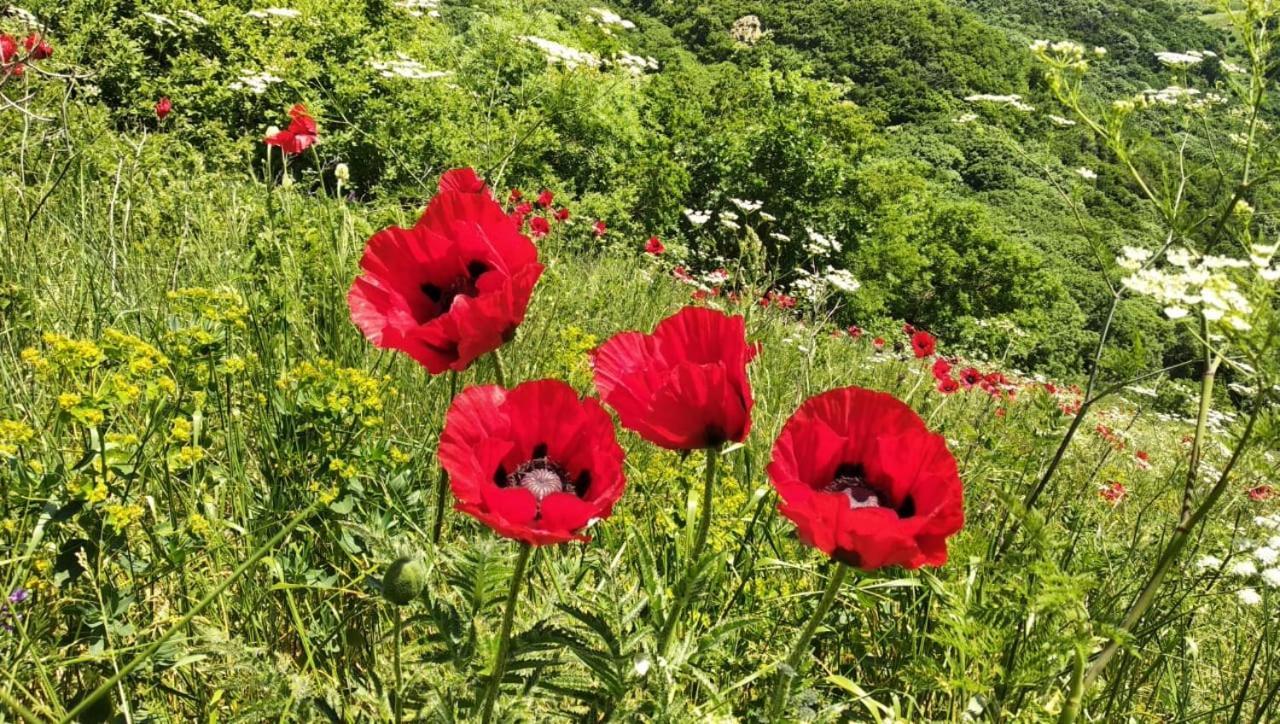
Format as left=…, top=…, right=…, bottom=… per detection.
left=588, top=7, right=636, bottom=30
left=718, top=210, right=740, bottom=231
left=142, top=10, right=205, bottom=32
left=6, top=6, right=45, bottom=29
left=247, top=7, right=301, bottom=19
left=229, top=69, right=284, bottom=94
left=823, top=267, right=861, bottom=293
left=614, top=51, right=659, bottom=75
left=370, top=56, right=450, bottom=80
left=953, top=112, right=978, bottom=124
left=730, top=198, right=763, bottom=213
left=1030, top=39, right=1104, bottom=72
left=1075, top=167, right=1097, bottom=181
left=520, top=36, right=601, bottom=70
left=1119, top=244, right=1273, bottom=331
left=1156, top=50, right=1210, bottom=68
left=804, top=227, right=841, bottom=256
left=964, top=94, right=1034, bottom=112
left=683, top=209, right=712, bottom=226
left=1048, top=114, right=1077, bottom=127
left=395, top=0, right=440, bottom=17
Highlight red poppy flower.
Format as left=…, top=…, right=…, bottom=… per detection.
left=439, top=379, right=626, bottom=545
left=936, top=377, right=959, bottom=394
left=530, top=216, right=550, bottom=238
left=903, top=323, right=916, bottom=336
left=264, top=104, right=317, bottom=156
left=554, top=207, right=571, bottom=222
left=536, top=189, right=554, bottom=208
left=767, top=387, right=964, bottom=570
left=1098, top=481, right=1126, bottom=505
left=872, top=337, right=885, bottom=350
left=511, top=201, right=533, bottom=226
left=958, top=367, right=982, bottom=388
left=0, top=35, right=15, bottom=63
left=509, top=188, right=523, bottom=203
left=645, top=236, right=665, bottom=255
left=348, top=168, right=544, bottom=374
left=673, top=266, right=695, bottom=283
left=593, top=219, right=607, bottom=237
left=155, top=97, right=172, bottom=121
left=438, top=167, right=487, bottom=194
left=847, top=325, right=863, bottom=339
left=760, top=290, right=797, bottom=309
left=910, top=331, right=936, bottom=358
left=1248, top=485, right=1274, bottom=502
left=22, top=34, right=51, bottom=60
left=592, top=306, right=757, bottom=451
left=931, top=358, right=952, bottom=381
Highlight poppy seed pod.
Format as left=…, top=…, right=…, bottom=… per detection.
left=382, top=556, right=426, bottom=606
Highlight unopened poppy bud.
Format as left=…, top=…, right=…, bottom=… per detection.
left=265, top=125, right=281, bottom=137
left=382, top=556, right=426, bottom=606
left=335, top=162, right=350, bottom=184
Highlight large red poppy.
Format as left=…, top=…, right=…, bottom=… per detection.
left=348, top=168, right=544, bottom=373
left=767, top=387, right=964, bottom=570
left=264, top=104, right=317, bottom=156
left=592, top=306, right=757, bottom=450
left=439, top=379, right=626, bottom=545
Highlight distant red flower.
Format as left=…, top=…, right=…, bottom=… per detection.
left=593, top=306, right=757, bottom=451
left=439, top=379, right=626, bottom=545
left=936, top=377, right=959, bottom=395
left=264, top=104, right=317, bottom=156
left=847, top=325, right=863, bottom=339
left=673, top=266, right=695, bottom=283
left=760, top=290, right=796, bottom=309
left=1044, top=383, right=1058, bottom=395
left=348, top=168, right=543, bottom=374
left=22, top=34, right=51, bottom=60
left=154, top=97, right=172, bottom=121
left=511, top=202, right=533, bottom=225
left=1099, top=481, right=1126, bottom=505
left=7, top=62, right=23, bottom=77
left=903, top=323, right=916, bottom=336
left=768, top=386, right=964, bottom=570
left=554, top=207, right=571, bottom=222
left=645, top=236, right=665, bottom=255
left=931, top=358, right=952, bottom=381
left=1249, top=485, right=1274, bottom=502
left=910, top=331, right=936, bottom=359
left=508, top=188, right=523, bottom=203
left=0, top=35, right=15, bottom=64
left=530, top=216, right=551, bottom=238
left=536, top=189, right=554, bottom=208
left=872, top=337, right=885, bottom=350
left=593, top=219, right=607, bottom=237
left=959, top=367, right=982, bottom=388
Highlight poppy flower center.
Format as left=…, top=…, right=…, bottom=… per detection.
left=419, top=260, right=489, bottom=316
left=494, top=444, right=592, bottom=514
left=824, top=463, right=915, bottom=518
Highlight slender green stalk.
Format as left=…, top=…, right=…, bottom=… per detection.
left=1058, top=645, right=1086, bottom=724
left=481, top=542, right=532, bottom=724
left=767, top=563, right=850, bottom=719
left=492, top=349, right=508, bottom=388
left=393, top=608, right=404, bottom=724
left=0, top=688, right=42, bottom=724
left=657, top=447, right=719, bottom=654
left=59, top=500, right=323, bottom=724
left=431, top=370, right=460, bottom=544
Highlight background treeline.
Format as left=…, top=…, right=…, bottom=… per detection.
left=24, top=0, right=1251, bottom=381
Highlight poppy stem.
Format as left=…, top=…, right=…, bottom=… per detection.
left=431, top=370, right=460, bottom=544
left=392, top=607, right=403, bottom=724
left=656, top=447, right=719, bottom=655
left=492, top=349, right=507, bottom=388
left=766, top=562, right=850, bottom=720
left=481, top=542, right=532, bottom=724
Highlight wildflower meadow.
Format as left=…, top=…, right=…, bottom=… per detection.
left=2, top=0, right=1280, bottom=721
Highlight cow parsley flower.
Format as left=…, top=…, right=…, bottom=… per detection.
left=1237, top=587, right=1262, bottom=606
left=1156, top=51, right=1204, bottom=67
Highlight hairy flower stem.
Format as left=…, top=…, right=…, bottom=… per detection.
left=766, top=563, right=850, bottom=719
left=1076, top=358, right=1265, bottom=698
left=481, top=542, right=532, bottom=724
left=392, top=608, right=404, bottom=724
left=657, top=447, right=718, bottom=655
left=60, top=500, right=323, bottom=724
left=492, top=349, right=508, bottom=388
left=431, top=370, right=460, bottom=544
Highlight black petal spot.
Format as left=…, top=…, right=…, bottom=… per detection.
left=467, top=260, right=489, bottom=279
left=420, top=283, right=442, bottom=302
left=573, top=470, right=591, bottom=497
left=494, top=465, right=508, bottom=487
left=532, top=442, right=548, bottom=459
left=896, top=495, right=916, bottom=519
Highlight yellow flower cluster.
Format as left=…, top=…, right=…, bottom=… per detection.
left=0, top=418, right=34, bottom=458
left=166, top=287, right=249, bottom=326
left=275, top=359, right=391, bottom=430
left=104, top=502, right=146, bottom=531
left=23, top=329, right=176, bottom=428
left=551, top=325, right=599, bottom=389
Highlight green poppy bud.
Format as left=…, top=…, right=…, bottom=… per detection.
left=382, top=556, right=426, bottom=606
